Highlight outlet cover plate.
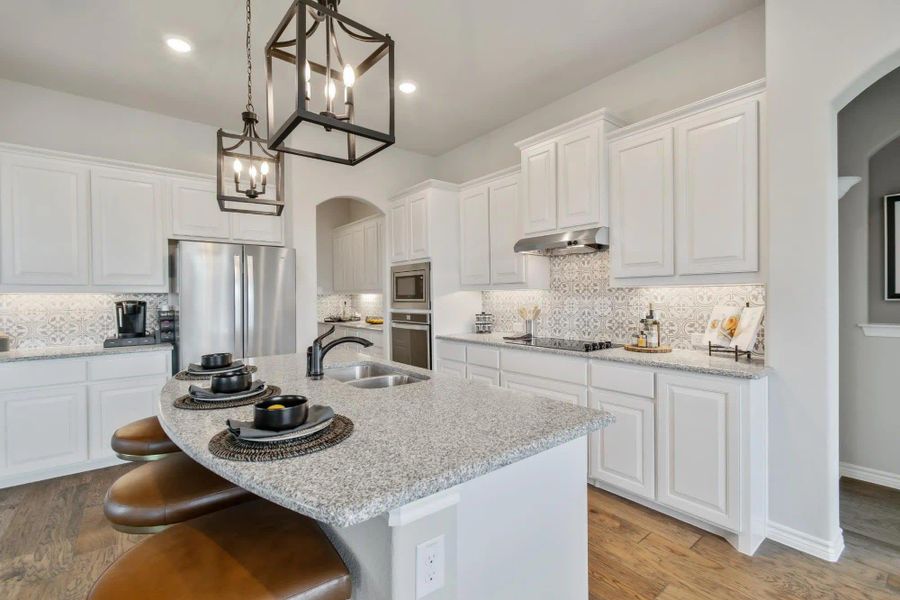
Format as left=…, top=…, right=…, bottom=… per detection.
left=416, top=534, right=445, bottom=598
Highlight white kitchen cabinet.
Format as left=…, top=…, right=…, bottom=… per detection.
left=588, top=389, right=655, bottom=500
left=520, top=141, right=557, bottom=235
left=361, top=219, right=383, bottom=291
left=170, top=178, right=230, bottom=240
left=656, top=372, right=742, bottom=531
left=608, top=127, right=675, bottom=278
left=459, top=185, right=491, bottom=285
left=232, top=212, right=284, bottom=245
left=0, top=153, right=91, bottom=286
left=0, top=385, right=88, bottom=477
left=435, top=359, right=466, bottom=378
left=332, top=216, right=383, bottom=293
left=91, top=168, right=166, bottom=289
left=675, top=99, right=759, bottom=275
left=557, top=126, right=601, bottom=229
left=389, top=200, right=409, bottom=262
left=88, top=375, right=166, bottom=459
left=458, top=170, right=549, bottom=290
left=501, top=371, right=588, bottom=407
left=467, top=364, right=500, bottom=387
left=408, top=193, right=430, bottom=259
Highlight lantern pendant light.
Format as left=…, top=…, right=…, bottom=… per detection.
left=217, top=0, right=285, bottom=216
left=265, top=0, right=395, bottom=165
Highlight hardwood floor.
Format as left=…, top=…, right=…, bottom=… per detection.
left=0, top=467, right=897, bottom=599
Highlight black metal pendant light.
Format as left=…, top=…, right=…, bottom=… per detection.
left=217, top=0, right=285, bottom=216
left=264, top=0, right=395, bottom=165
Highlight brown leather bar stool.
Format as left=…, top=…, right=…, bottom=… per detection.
left=110, top=416, right=180, bottom=461
left=104, top=452, right=254, bottom=533
left=89, top=498, right=352, bottom=600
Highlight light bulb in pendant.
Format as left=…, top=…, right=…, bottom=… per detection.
left=260, top=162, right=270, bottom=176
left=232, top=158, right=243, bottom=174
left=249, top=165, right=258, bottom=179
left=304, top=60, right=311, bottom=82
left=342, top=64, right=355, bottom=88
left=325, top=80, right=337, bottom=100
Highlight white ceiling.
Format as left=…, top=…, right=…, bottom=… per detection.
left=0, top=0, right=760, bottom=156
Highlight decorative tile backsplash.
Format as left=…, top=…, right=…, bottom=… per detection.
left=483, top=253, right=765, bottom=352
left=316, top=294, right=384, bottom=321
left=0, top=294, right=167, bottom=349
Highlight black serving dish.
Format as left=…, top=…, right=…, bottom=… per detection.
left=254, top=396, right=309, bottom=431
left=210, top=367, right=252, bottom=394
left=201, top=352, right=233, bottom=369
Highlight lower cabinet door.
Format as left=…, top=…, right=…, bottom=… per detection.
left=0, top=385, right=88, bottom=476
left=588, top=389, right=655, bottom=499
left=656, top=373, right=742, bottom=530
left=466, top=364, right=500, bottom=387
left=88, top=376, right=166, bottom=459
left=501, top=372, right=588, bottom=407
left=435, top=359, right=466, bottom=378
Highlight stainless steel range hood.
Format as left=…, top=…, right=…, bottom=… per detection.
left=514, top=227, right=609, bottom=256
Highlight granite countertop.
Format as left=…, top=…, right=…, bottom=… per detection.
left=0, top=343, right=174, bottom=363
left=319, top=320, right=384, bottom=332
left=437, top=332, right=770, bottom=379
left=158, top=347, right=612, bottom=527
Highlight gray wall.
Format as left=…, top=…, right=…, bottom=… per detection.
left=868, top=139, right=900, bottom=323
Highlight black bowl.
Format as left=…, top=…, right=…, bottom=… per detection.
left=210, top=368, right=252, bottom=394
left=201, top=353, right=233, bottom=369
left=254, top=396, right=309, bottom=431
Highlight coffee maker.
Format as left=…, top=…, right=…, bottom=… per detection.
left=104, top=301, right=158, bottom=348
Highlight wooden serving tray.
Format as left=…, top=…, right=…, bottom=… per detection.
left=624, top=344, right=672, bottom=353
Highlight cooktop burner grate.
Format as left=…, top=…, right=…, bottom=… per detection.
left=504, top=336, right=622, bottom=353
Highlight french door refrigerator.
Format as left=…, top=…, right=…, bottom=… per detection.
left=173, top=241, right=296, bottom=371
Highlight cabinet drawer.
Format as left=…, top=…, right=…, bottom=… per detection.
left=501, top=371, right=588, bottom=407
left=435, top=359, right=466, bottom=378
left=467, top=364, right=500, bottom=387
left=435, top=340, right=466, bottom=363
left=501, top=348, right=587, bottom=385
left=0, top=359, right=87, bottom=392
left=467, top=345, right=500, bottom=369
left=88, top=352, right=169, bottom=381
left=590, top=362, right=655, bottom=398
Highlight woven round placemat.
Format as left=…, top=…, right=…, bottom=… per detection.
left=208, top=415, right=353, bottom=462
left=173, top=385, right=281, bottom=410
left=174, top=365, right=259, bottom=382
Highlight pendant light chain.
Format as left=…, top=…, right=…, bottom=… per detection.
left=245, top=0, right=253, bottom=112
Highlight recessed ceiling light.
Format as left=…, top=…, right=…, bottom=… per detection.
left=398, top=81, right=417, bottom=94
left=166, top=37, right=192, bottom=54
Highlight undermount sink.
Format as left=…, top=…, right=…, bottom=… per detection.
left=325, top=362, right=429, bottom=388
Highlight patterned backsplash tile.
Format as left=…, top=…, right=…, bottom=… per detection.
left=316, top=294, right=384, bottom=321
left=0, top=294, right=167, bottom=349
left=483, top=253, right=765, bottom=352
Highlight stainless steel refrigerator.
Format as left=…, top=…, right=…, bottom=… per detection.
left=171, top=241, right=296, bottom=371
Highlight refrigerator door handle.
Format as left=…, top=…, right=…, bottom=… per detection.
left=246, top=254, right=255, bottom=344
left=233, top=253, right=243, bottom=357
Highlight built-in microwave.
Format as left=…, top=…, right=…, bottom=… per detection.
left=391, top=262, right=431, bottom=310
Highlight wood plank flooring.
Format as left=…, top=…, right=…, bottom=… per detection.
left=0, top=466, right=897, bottom=599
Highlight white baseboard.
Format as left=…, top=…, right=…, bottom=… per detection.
left=840, top=462, right=900, bottom=490
left=766, top=521, right=845, bottom=562
left=0, top=456, right=125, bottom=490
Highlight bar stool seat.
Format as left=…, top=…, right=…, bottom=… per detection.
left=104, top=452, right=254, bottom=533
left=90, top=499, right=352, bottom=600
left=111, top=416, right=179, bottom=461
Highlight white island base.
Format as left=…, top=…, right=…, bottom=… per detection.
left=320, top=437, right=588, bottom=600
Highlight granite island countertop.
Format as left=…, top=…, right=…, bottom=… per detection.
left=158, top=347, right=612, bottom=527
left=318, top=320, right=383, bottom=332
left=437, top=332, right=770, bottom=379
left=0, top=342, right=174, bottom=363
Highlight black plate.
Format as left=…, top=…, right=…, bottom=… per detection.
left=254, top=396, right=309, bottom=431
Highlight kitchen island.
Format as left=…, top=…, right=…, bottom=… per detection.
left=158, top=347, right=612, bottom=600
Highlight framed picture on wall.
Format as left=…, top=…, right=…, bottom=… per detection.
left=886, top=194, right=900, bottom=300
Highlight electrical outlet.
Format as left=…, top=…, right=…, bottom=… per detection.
left=415, top=535, right=445, bottom=598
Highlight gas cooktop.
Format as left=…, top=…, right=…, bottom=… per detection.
left=504, top=336, right=622, bottom=353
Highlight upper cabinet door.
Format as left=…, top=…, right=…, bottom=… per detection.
left=488, top=176, right=526, bottom=284
left=0, top=154, right=90, bottom=286
left=557, top=126, right=600, bottom=230
left=389, top=200, right=409, bottom=263
left=332, top=232, right=346, bottom=292
left=675, top=99, right=759, bottom=275
left=361, top=218, right=383, bottom=292
left=90, top=168, right=166, bottom=288
left=350, top=225, right=365, bottom=291
left=609, top=127, right=675, bottom=278
left=521, top=141, right=557, bottom=235
left=232, top=213, right=284, bottom=245
left=170, top=178, right=230, bottom=240
left=459, top=186, right=491, bottom=285
left=408, top=193, right=430, bottom=259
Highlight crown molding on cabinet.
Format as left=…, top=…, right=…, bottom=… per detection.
left=514, top=108, right=627, bottom=150
left=390, top=179, right=460, bottom=200
left=607, top=78, right=767, bottom=142
left=459, top=165, right=520, bottom=190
